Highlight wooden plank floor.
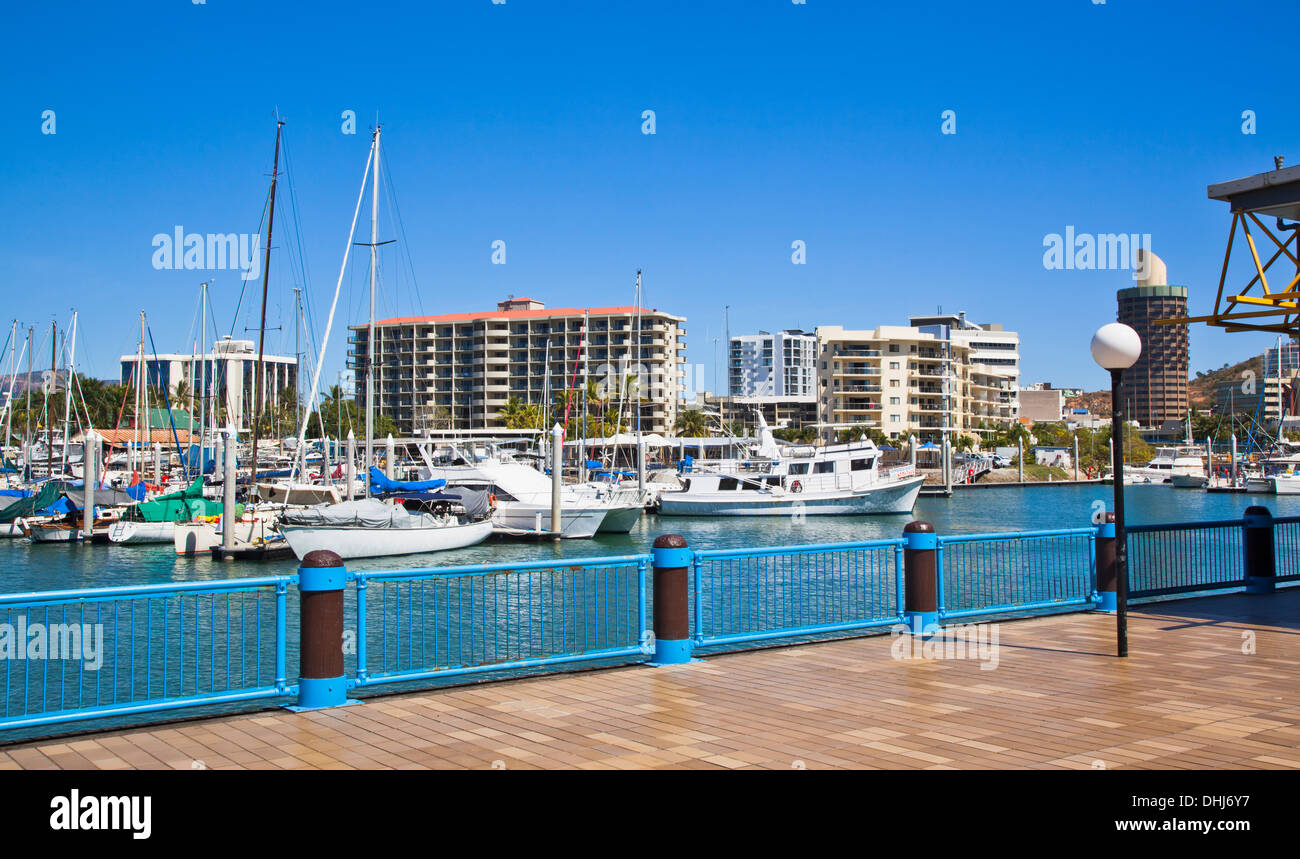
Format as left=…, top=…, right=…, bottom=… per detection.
left=2, top=590, right=1298, bottom=770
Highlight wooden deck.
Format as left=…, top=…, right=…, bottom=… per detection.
left=3, top=590, right=1298, bottom=770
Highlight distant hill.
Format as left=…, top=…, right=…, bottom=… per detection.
left=1189, top=354, right=1263, bottom=410
left=1065, top=390, right=1111, bottom=415
left=1060, top=353, right=1265, bottom=416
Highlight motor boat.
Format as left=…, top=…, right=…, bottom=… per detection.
left=657, top=413, right=924, bottom=516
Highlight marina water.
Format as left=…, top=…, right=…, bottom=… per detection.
left=3, top=485, right=1294, bottom=593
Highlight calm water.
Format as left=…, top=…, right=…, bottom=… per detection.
left=2, top=485, right=1295, bottom=595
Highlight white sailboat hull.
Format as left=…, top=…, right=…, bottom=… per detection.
left=279, top=518, right=493, bottom=560
left=492, top=504, right=608, bottom=538
left=659, top=475, right=924, bottom=516
left=108, top=520, right=176, bottom=544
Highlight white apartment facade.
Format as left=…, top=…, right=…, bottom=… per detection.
left=120, top=336, right=297, bottom=432
left=348, top=297, right=688, bottom=435
left=816, top=312, right=1020, bottom=442
left=729, top=330, right=818, bottom=399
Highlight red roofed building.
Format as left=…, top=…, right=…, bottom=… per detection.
left=349, top=297, right=687, bottom=433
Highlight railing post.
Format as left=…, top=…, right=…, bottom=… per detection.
left=903, top=521, right=939, bottom=636
left=1243, top=506, right=1276, bottom=595
left=1095, top=513, right=1117, bottom=611
left=292, top=549, right=353, bottom=710
left=649, top=534, right=695, bottom=665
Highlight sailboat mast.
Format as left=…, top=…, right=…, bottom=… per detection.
left=581, top=309, right=589, bottom=481
left=365, top=125, right=381, bottom=497
left=47, top=319, right=55, bottom=478
left=200, top=281, right=209, bottom=477
left=294, top=286, right=302, bottom=458
left=24, top=326, right=32, bottom=469
left=138, top=311, right=146, bottom=476
left=4, top=321, right=15, bottom=455
left=634, top=271, right=644, bottom=444
left=61, top=311, right=77, bottom=476
left=251, top=119, right=284, bottom=491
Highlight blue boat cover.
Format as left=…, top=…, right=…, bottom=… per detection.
left=367, top=466, right=447, bottom=494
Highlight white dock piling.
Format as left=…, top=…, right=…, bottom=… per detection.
left=82, top=431, right=96, bottom=541
left=222, top=426, right=236, bottom=553
left=551, top=424, right=563, bottom=540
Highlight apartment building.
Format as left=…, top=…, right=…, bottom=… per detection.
left=729, top=330, right=818, bottom=398
left=348, top=297, right=687, bottom=435
left=120, top=336, right=296, bottom=433
left=815, top=312, right=1020, bottom=442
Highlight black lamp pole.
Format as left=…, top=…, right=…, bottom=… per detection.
left=1109, top=368, right=1128, bottom=658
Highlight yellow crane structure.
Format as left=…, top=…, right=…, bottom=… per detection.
left=1162, top=159, right=1300, bottom=335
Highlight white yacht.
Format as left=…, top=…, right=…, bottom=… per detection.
left=1124, top=446, right=1206, bottom=484
left=1244, top=446, right=1300, bottom=494
left=417, top=442, right=641, bottom=538
left=657, top=418, right=923, bottom=517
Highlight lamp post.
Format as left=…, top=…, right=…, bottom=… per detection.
left=1090, top=322, right=1142, bottom=658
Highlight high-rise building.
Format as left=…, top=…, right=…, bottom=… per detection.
left=348, top=297, right=687, bottom=435
left=119, top=336, right=297, bottom=433
left=1116, top=252, right=1188, bottom=428
left=815, top=312, right=1019, bottom=442
left=729, top=330, right=818, bottom=398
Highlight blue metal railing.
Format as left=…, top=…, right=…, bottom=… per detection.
left=936, top=528, right=1097, bottom=619
left=1272, top=515, right=1300, bottom=582
left=3, top=511, right=1296, bottom=736
left=692, top=539, right=904, bottom=647
left=349, top=555, right=652, bottom=688
left=1127, top=519, right=1245, bottom=597
left=0, top=576, right=294, bottom=731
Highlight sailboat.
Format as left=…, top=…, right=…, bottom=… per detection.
left=108, top=476, right=223, bottom=544
left=276, top=124, right=491, bottom=560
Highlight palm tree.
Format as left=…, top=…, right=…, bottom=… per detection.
left=674, top=409, right=708, bottom=437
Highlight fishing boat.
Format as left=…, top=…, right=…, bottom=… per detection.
left=657, top=413, right=924, bottom=516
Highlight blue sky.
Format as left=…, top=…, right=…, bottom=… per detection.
left=2, top=0, right=1294, bottom=397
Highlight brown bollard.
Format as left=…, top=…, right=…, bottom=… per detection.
left=1095, top=512, right=1117, bottom=611
left=903, top=520, right=938, bottom=635
left=296, top=549, right=349, bottom=709
left=651, top=534, right=693, bottom=664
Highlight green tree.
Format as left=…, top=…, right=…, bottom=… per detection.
left=674, top=409, right=709, bottom=437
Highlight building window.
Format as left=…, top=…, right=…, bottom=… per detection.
left=890, top=414, right=900, bottom=423
left=889, top=361, right=899, bottom=370
left=890, top=397, right=900, bottom=405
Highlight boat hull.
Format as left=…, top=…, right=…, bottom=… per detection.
left=492, top=505, right=608, bottom=538
left=1169, top=474, right=1207, bottom=489
left=658, top=476, right=924, bottom=516
left=279, top=519, right=493, bottom=560
left=1245, top=477, right=1275, bottom=494
left=108, top=520, right=176, bottom=544
left=596, top=504, right=643, bottom=533
left=174, top=522, right=222, bottom=555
